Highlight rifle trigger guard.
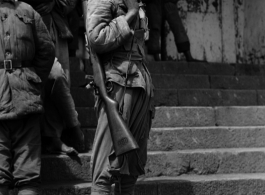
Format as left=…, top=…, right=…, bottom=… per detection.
left=106, top=81, right=114, bottom=93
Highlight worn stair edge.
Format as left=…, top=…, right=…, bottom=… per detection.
left=42, top=148, right=265, bottom=182
left=15, top=173, right=265, bottom=195
left=155, top=89, right=261, bottom=107
left=148, top=126, right=265, bottom=151
left=82, top=126, right=265, bottom=152
left=153, top=106, right=265, bottom=128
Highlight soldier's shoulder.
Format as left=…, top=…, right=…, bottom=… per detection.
left=15, top=1, right=37, bottom=18
left=16, top=1, right=35, bottom=12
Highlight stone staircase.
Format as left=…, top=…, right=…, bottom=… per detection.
left=40, top=59, right=265, bottom=195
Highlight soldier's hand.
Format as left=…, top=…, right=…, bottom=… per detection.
left=123, top=0, right=139, bottom=13
left=35, top=0, right=55, bottom=15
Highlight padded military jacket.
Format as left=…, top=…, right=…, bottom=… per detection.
left=86, top=0, right=151, bottom=90
left=0, top=0, right=55, bottom=120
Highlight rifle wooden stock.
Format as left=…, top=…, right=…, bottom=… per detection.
left=82, top=0, right=139, bottom=156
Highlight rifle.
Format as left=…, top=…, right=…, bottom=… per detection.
left=81, top=0, right=139, bottom=156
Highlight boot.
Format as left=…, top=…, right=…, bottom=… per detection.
left=184, top=50, right=207, bottom=63
left=0, top=187, right=8, bottom=195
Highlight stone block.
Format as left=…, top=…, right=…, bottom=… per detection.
left=152, top=107, right=215, bottom=128
left=210, top=76, right=265, bottom=89
left=76, top=107, right=97, bottom=127
left=235, top=63, right=265, bottom=76
left=147, top=62, right=235, bottom=75
left=71, top=87, right=95, bottom=107
left=157, top=175, right=265, bottom=195
left=216, top=106, right=265, bottom=126
left=152, top=74, right=210, bottom=89
left=145, top=148, right=265, bottom=177
left=257, top=90, right=265, bottom=105
left=41, top=154, right=91, bottom=182
left=42, top=182, right=91, bottom=195
left=153, top=89, right=178, bottom=106
left=148, top=126, right=265, bottom=151
left=70, top=57, right=82, bottom=72
left=82, top=128, right=95, bottom=152
left=70, top=71, right=87, bottom=88
left=178, top=89, right=257, bottom=106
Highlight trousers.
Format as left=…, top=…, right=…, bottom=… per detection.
left=146, top=0, right=190, bottom=54
left=0, top=115, right=41, bottom=188
left=91, top=69, right=153, bottom=194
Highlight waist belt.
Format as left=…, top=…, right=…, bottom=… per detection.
left=0, top=60, right=32, bottom=70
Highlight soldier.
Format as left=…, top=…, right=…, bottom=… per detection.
left=0, top=0, right=55, bottom=194
left=85, top=0, right=154, bottom=194
left=145, top=0, right=204, bottom=62
left=23, top=0, right=85, bottom=155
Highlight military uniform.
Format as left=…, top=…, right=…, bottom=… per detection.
left=86, top=0, right=154, bottom=194
left=0, top=0, right=55, bottom=194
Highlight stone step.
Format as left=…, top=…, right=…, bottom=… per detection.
left=153, top=106, right=265, bottom=128
left=148, top=126, right=265, bottom=151
left=152, top=74, right=265, bottom=90
left=82, top=126, right=265, bottom=152
left=146, top=61, right=265, bottom=76
left=155, top=89, right=261, bottom=106
left=71, top=88, right=265, bottom=107
left=41, top=148, right=265, bottom=182
left=70, top=58, right=265, bottom=77
left=38, top=173, right=265, bottom=195
left=77, top=106, right=265, bottom=128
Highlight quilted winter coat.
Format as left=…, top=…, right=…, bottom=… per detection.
left=0, top=0, right=55, bottom=120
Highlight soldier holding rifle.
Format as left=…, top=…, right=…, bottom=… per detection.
left=84, top=0, right=154, bottom=194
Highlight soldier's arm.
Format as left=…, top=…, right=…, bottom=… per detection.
left=86, top=0, right=133, bottom=54
left=32, top=10, right=55, bottom=83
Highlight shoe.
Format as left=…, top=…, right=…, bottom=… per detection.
left=184, top=50, right=207, bottom=63
left=42, top=137, right=78, bottom=156
left=186, top=58, right=207, bottom=63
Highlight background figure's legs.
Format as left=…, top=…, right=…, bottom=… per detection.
left=164, top=2, right=206, bottom=62
left=164, top=2, right=190, bottom=53
left=146, top=0, right=162, bottom=60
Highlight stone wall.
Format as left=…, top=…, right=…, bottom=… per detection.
left=165, top=0, right=265, bottom=64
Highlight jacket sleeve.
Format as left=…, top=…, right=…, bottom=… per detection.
left=85, top=0, right=132, bottom=53
left=32, top=10, right=55, bottom=83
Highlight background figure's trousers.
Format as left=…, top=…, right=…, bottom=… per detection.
left=91, top=70, right=153, bottom=195
left=146, top=0, right=190, bottom=54
left=0, top=115, right=41, bottom=188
